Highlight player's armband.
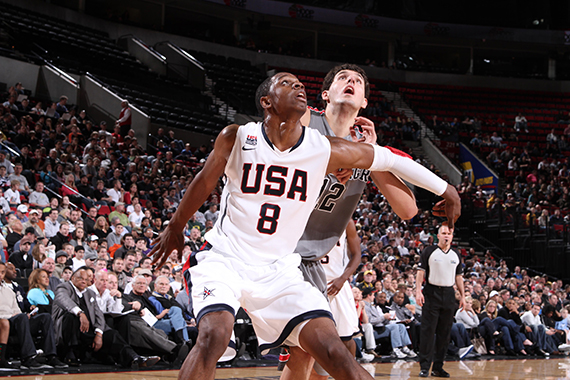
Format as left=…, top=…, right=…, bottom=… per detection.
left=369, top=144, right=447, bottom=196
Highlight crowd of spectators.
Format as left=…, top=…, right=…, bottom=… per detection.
left=347, top=186, right=570, bottom=361
left=459, top=113, right=570, bottom=233
left=0, top=83, right=216, bottom=369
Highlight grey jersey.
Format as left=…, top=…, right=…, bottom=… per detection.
left=295, top=109, right=370, bottom=262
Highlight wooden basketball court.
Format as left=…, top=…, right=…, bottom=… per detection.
left=8, top=358, right=570, bottom=379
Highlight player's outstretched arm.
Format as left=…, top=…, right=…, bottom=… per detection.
left=370, top=172, right=417, bottom=220
left=150, top=124, right=239, bottom=268
left=327, top=219, right=361, bottom=297
left=327, top=137, right=460, bottom=228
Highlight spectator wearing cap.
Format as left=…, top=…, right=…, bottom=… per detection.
left=15, top=204, right=29, bottom=223
left=44, top=209, right=60, bottom=238
left=109, top=201, right=129, bottom=227
left=489, top=290, right=501, bottom=308
left=53, top=250, right=68, bottom=279
left=50, top=221, right=71, bottom=251
left=4, top=180, right=20, bottom=207
left=84, top=250, right=98, bottom=269
left=358, top=270, right=376, bottom=291
left=123, top=268, right=153, bottom=295
left=8, top=237, right=33, bottom=273
left=170, top=266, right=184, bottom=295
left=23, top=208, right=45, bottom=238
left=85, top=235, right=99, bottom=258
left=13, top=226, right=37, bottom=253
left=8, top=163, right=30, bottom=197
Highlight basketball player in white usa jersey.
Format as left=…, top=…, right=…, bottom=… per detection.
left=151, top=72, right=460, bottom=380
left=282, top=64, right=460, bottom=380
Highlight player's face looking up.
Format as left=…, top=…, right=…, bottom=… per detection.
left=261, top=73, right=307, bottom=117
left=322, top=70, right=368, bottom=111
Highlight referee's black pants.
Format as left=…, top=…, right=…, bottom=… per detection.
left=418, top=284, right=456, bottom=371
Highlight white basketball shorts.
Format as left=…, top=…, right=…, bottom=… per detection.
left=189, top=249, right=333, bottom=355
left=327, top=280, right=359, bottom=340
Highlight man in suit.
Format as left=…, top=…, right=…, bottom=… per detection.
left=52, top=268, right=160, bottom=368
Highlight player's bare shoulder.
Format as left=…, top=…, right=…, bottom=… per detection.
left=214, top=124, right=240, bottom=155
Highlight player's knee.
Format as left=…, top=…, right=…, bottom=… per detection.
left=321, top=340, right=350, bottom=362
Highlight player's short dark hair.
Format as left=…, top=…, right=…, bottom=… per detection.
left=255, top=75, right=274, bottom=116
left=321, top=63, right=370, bottom=101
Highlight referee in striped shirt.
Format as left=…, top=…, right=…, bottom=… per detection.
left=416, top=223, right=465, bottom=378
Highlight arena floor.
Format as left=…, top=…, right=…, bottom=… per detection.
left=6, top=358, right=570, bottom=379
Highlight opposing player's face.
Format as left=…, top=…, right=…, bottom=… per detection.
left=266, top=73, right=307, bottom=115
left=323, top=70, right=367, bottom=110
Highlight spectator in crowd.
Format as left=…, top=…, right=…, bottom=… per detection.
left=44, top=209, right=60, bottom=238
left=148, top=275, right=191, bottom=343
left=115, top=100, right=132, bottom=137
left=23, top=208, right=45, bottom=238
left=93, top=216, right=111, bottom=240
left=4, top=180, right=21, bottom=207
left=109, top=202, right=128, bottom=227
left=55, top=95, right=68, bottom=116
left=515, top=113, right=528, bottom=133
left=8, top=238, right=33, bottom=273
left=27, top=268, right=55, bottom=314
left=40, top=256, right=61, bottom=292
left=50, top=221, right=71, bottom=251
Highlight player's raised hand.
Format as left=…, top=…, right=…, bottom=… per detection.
left=353, top=116, right=377, bottom=144
left=149, top=226, right=185, bottom=269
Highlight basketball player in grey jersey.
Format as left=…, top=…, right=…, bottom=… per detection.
left=281, top=64, right=461, bottom=380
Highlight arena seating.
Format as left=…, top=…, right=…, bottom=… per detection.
left=0, top=1, right=231, bottom=135
left=185, top=50, right=265, bottom=116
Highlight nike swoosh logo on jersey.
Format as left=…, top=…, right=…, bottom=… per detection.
left=242, top=146, right=256, bottom=151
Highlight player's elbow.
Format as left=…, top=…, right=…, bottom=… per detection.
left=393, top=204, right=418, bottom=220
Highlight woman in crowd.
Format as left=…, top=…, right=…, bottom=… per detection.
left=31, top=243, right=47, bottom=270
left=27, top=268, right=54, bottom=314
left=93, top=216, right=110, bottom=240
left=478, top=300, right=526, bottom=356
left=70, top=227, right=86, bottom=247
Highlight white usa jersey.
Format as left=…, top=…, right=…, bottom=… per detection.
left=322, top=230, right=348, bottom=281
left=205, top=122, right=332, bottom=266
